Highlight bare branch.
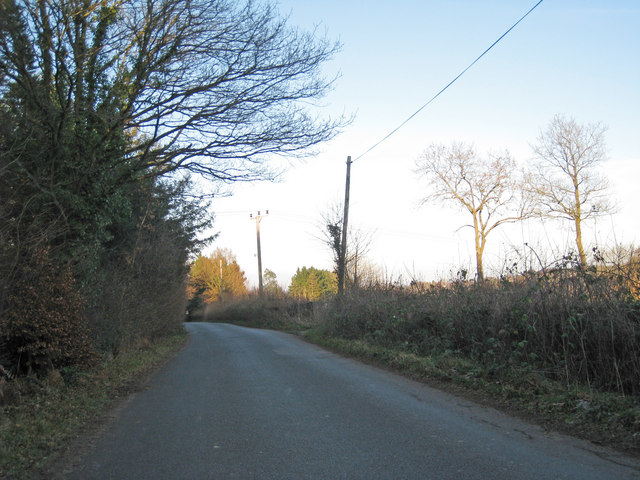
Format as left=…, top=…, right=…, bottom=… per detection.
left=416, top=142, right=530, bottom=281
left=527, top=115, right=611, bottom=266
left=1, top=0, right=347, bottom=185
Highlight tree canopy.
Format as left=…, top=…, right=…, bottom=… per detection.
left=288, top=267, right=337, bottom=301
left=189, top=249, right=248, bottom=303
left=1, top=0, right=341, bottom=374
left=0, top=0, right=344, bottom=183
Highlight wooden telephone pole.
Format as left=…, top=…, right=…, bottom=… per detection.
left=250, top=211, right=268, bottom=296
left=337, top=156, right=352, bottom=297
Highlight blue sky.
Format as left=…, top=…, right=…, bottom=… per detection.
left=205, top=0, right=640, bottom=288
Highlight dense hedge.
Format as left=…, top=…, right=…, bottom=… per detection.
left=1, top=248, right=96, bottom=374
left=325, top=269, right=640, bottom=395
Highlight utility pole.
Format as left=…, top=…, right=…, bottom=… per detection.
left=219, top=258, right=223, bottom=302
left=250, top=210, right=268, bottom=297
left=338, top=156, right=352, bottom=297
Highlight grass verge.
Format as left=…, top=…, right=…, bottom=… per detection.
left=0, top=328, right=187, bottom=479
left=304, top=329, right=640, bottom=456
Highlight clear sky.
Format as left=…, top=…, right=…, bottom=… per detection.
left=203, top=0, right=640, bottom=289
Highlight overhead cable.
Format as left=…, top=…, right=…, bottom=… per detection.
left=354, top=0, right=545, bottom=162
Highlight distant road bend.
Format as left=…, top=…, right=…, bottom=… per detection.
left=67, top=322, right=640, bottom=479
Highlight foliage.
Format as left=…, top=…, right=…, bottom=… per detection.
left=1, top=0, right=339, bottom=376
left=189, top=249, right=249, bottom=304
left=0, top=248, right=96, bottom=376
left=0, top=0, right=216, bottom=365
left=288, top=267, right=337, bottom=300
left=263, top=269, right=283, bottom=298
left=320, top=266, right=640, bottom=396
left=87, top=179, right=212, bottom=353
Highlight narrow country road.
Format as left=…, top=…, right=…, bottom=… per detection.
left=65, top=323, right=639, bottom=479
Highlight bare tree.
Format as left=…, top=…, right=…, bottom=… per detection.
left=0, top=0, right=346, bottom=185
left=416, top=143, right=530, bottom=281
left=319, top=202, right=373, bottom=290
left=529, top=115, right=611, bottom=266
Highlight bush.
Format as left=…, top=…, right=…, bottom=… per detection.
left=0, top=248, right=96, bottom=376
left=200, top=297, right=321, bottom=331
left=323, top=269, right=640, bottom=396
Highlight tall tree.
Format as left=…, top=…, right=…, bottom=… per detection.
left=0, top=0, right=342, bottom=365
left=0, top=0, right=344, bottom=265
left=529, top=115, right=611, bottom=266
left=416, top=143, right=530, bottom=281
left=189, top=249, right=248, bottom=303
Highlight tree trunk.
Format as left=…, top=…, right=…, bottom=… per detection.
left=473, top=213, right=484, bottom=282
left=475, top=249, right=484, bottom=282
left=575, top=217, right=587, bottom=267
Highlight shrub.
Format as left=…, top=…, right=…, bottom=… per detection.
left=201, top=296, right=321, bottom=331
left=323, top=269, right=640, bottom=396
left=0, top=248, right=96, bottom=375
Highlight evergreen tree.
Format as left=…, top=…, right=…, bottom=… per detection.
left=0, top=0, right=340, bottom=372
left=263, top=269, right=282, bottom=297
left=288, top=267, right=337, bottom=300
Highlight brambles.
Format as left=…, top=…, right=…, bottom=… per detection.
left=321, top=268, right=640, bottom=396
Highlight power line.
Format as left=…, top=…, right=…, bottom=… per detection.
left=212, top=210, right=252, bottom=216
left=213, top=209, right=313, bottom=224
left=354, top=0, right=545, bottom=162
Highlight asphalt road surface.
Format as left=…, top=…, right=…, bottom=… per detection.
left=66, top=322, right=640, bottom=479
